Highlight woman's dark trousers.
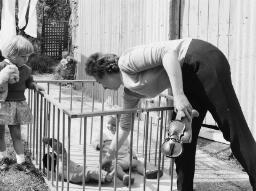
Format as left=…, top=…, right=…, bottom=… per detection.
left=175, top=39, right=256, bottom=191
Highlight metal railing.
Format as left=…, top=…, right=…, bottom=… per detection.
left=26, top=80, right=175, bottom=191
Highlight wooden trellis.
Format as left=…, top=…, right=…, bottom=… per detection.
left=41, top=19, right=69, bottom=60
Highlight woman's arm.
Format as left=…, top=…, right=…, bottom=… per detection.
left=162, top=50, right=192, bottom=120
left=106, top=88, right=140, bottom=160
left=107, top=129, right=130, bottom=159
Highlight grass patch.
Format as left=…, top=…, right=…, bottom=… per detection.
left=0, top=129, right=49, bottom=191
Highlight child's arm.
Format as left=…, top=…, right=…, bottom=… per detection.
left=92, top=131, right=110, bottom=150
left=26, top=75, right=44, bottom=91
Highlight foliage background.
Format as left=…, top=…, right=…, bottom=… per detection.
left=36, top=0, right=71, bottom=48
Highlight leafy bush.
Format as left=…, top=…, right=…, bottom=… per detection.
left=54, top=56, right=77, bottom=80
left=37, top=0, right=71, bottom=22
left=28, top=53, right=58, bottom=73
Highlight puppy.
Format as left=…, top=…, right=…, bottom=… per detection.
left=43, top=138, right=113, bottom=184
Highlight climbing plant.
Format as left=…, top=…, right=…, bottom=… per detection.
left=37, top=0, right=71, bottom=22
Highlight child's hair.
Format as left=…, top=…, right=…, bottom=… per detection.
left=106, top=115, right=118, bottom=134
left=107, top=116, right=116, bottom=127
left=2, top=35, right=34, bottom=59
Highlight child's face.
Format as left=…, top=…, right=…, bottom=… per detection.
left=107, top=123, right=116, bottom=134
left=10, top=54, right=30, bottom=67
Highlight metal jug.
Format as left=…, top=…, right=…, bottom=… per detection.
left=162, top=110, right=199, bottom=191
left=162, top=120, right=186, bottom=158
left=162, top=110, right=199, bottom=158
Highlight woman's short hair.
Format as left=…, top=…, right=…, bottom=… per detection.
left=85, top=52, right=119, bottom=78
left=2, top=35, right=34, bottom=59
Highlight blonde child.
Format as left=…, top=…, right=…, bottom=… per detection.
left=0, top=35, right=44, bottom=171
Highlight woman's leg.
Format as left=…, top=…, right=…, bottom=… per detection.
left=174, top=99, right=207, bottom=191
left=203, top=69, right=256, bottom=189
left=9, top=125, right=25, bottom=164
left=183, top=39, right=256, bottom=189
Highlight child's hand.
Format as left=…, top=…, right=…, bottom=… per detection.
left=34, top=84, right=45, bottom=92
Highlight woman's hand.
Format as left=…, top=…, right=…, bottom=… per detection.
left=175, top=109, right=199, bottom=143
left=173, top=94, right=193, bottom=121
